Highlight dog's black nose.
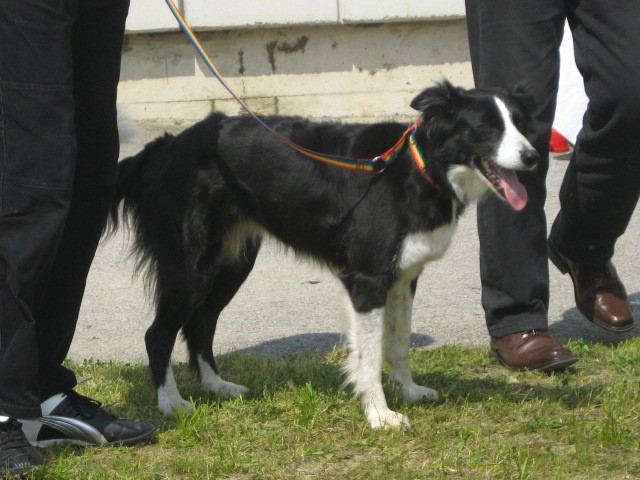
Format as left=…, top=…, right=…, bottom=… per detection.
left=520, top=149, right=539, bottom=168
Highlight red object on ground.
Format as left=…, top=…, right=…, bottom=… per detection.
left=550, top=129, right=571, bottom=153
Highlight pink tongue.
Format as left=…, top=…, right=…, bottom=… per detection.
left=495, top=166, right=528, bottom=211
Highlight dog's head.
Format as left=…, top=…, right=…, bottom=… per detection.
left=410, top=81, right=538, bottom=211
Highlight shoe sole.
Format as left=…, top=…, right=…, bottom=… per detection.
left=548, top=243, right=636, bottom=333
left=490, top=350, right=578, bottom=373
left=30, top=428, right=155, bottom=449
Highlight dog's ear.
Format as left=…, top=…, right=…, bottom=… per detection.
left=410, top=80, right=461, bottom=115
left=508, top=82, right=536, bottom=117
left=410, top=80, right=461, bottom=142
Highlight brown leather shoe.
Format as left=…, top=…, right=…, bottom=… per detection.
left=548, top=242, right=635, bottom=332
left=490, top=330, right=578, bottom=372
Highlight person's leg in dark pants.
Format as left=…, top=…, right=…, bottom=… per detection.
left=0, top=0, right=77, bottom=420
left=2, top=3, right=153, bottom=473
left=465, top=0, right=577, bottom=370
left=34, top=0, right=131, bottom=400
left=0, top=0, right=77, bottom=473
left=13, top=0, right=154, bottom=455
left=548, top=1, right=640, bottom=331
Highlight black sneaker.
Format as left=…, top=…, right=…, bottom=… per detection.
left=20, top=390, right=155, bottom=447
left=0, top=418, right=45, bottom=476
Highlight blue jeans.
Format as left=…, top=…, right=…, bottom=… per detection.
left=0, top=0, right=130, bottom=418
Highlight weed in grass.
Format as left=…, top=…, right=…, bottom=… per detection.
left=566, top=339, right=598, bottom=358
left=513, top=444, right=535, bottom=480
left=596, top=409, right=632, bottom=445
left=291, top=382, right=327, bottom=428
left=172, top=399, right=215, bottom=446
left=612, top=349, right=640, bottom=375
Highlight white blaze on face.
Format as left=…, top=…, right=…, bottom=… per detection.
left=494, top=97, right=534, bottom=170
left=484, top=97, right=533, bottom=211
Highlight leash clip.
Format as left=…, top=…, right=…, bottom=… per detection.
left=371, top=156, right=387, bottom=174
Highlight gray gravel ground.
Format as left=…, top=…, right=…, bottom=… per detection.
left=68, top=121, right=640, bottom=364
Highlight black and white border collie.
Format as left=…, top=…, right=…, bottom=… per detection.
left=110, top=81, right=538, bottom=428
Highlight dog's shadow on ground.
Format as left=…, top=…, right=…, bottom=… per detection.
left=224, top=331, right=435, bottom=357
left=550, top=291, right=640, bottom=345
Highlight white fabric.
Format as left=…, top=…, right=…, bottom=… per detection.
left=554, top=21, right=589, bottom=144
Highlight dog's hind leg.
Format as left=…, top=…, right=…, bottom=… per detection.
left=340, top=272, right=410, bottom=429
left=383, top=277, right=439, bottom=404
left=146, top=276, right=196, bottom=415
left=182, top=175, right=265, bottom=400
left=182, top=236, right=261, bottom=400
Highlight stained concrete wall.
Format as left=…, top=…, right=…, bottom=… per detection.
left=118, top=1, right=472, bottom=122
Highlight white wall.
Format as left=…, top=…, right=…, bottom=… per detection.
left=339, top=0, right=465, bottom=23
left=126, top=0, right=180, bottom=32
left=126, top=0, right=465, bottom=32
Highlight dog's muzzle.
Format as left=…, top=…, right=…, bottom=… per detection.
left=520, top=148, right=540, bottom=169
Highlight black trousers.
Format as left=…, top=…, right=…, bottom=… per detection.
left=465, top=0, right=640, bottom=337
left=0, top=0, right=129, bottom=418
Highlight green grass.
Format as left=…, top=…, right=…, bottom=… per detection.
left=17, top=337, right=640, bottom=479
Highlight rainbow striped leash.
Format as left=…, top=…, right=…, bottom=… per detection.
left=163, top=0, right=442, bottom=188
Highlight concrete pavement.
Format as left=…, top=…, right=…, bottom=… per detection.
left=68, top=121, right=640, bottom=363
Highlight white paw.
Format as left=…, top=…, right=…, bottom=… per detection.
left=197, top=356, right=249, bottom=400
left=401, top=384, right=439, bottom=403
left=367, top=408, right=411, bottom=429
left=159, top=396, right=193, bottom=416
left=157, top=366, right=193, bottom=415
left=204, top=379, right=249, bottom=400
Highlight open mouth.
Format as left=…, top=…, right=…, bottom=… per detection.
left=474, top=158, right=528, bottom=211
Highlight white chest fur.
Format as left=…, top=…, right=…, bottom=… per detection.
left=397, top=220, right=457, bottom=274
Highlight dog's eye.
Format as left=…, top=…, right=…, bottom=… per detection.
left=479, top=116, right=502, bottom=133
left=480, top=124, right=497, bottom=135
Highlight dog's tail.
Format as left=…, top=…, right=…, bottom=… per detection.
left=105, top=133, right=177, bottom=294
left=108, top=133, right=174, bottom=233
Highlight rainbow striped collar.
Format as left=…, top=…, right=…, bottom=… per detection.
left=373, top=122, right=443, bottom=192
left=407, top=129, right=444, bottom=192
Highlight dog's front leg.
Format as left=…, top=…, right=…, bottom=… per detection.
left=341, top=273, right=409, bottom=429
left=384, top=278, right=439, bottom=403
